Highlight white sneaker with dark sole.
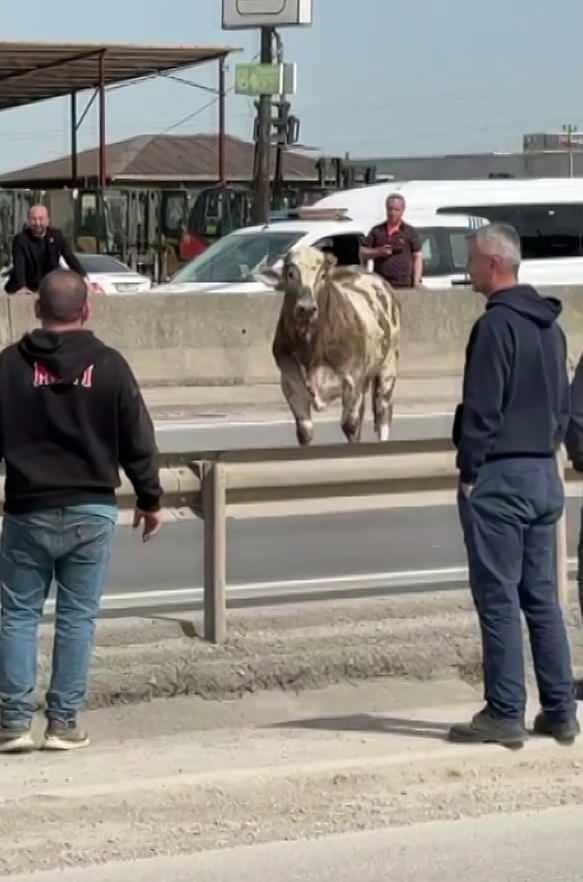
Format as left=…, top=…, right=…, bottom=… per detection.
left=44, top=722, right=90, bottom=751
left=0, top=728, right=35, bottom=753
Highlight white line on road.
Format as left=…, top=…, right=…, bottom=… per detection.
left=154, top=412, right=455, bottom=432
left=41, top=558, right=578, bottom=614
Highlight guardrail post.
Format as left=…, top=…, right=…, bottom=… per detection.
left=202, top=461, right=227, bottom=644
left=556, top=449, right=569, bottom=609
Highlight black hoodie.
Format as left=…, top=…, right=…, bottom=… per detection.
left=453, top=285, right=570, bottom=484
left=0, top=329, right=161, bottom=514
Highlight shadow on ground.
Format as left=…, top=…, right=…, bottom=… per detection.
left=267, top=714, right=451, bottom=742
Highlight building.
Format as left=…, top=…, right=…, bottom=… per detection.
left=356, top=132, right=583, bottom=181
left=0, top=133, right=320, bottom=190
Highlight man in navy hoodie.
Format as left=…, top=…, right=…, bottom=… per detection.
left=450, top=223, right=578, bottom=747
left=565, top=354, right=583, bottom=700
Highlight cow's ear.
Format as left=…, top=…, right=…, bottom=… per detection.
left=323, top=253, right=337, bottom=270
left=254, top=263, right=284, bottom=290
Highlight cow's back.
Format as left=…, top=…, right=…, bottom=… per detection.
left=316, top=268, right=400, bottom=369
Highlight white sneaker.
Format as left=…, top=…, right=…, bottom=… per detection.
left=0, top=726, right=35, bottom=753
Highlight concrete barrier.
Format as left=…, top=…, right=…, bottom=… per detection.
left=6, top=285, right=583, bottom=386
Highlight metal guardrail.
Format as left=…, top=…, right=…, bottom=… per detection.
left=188, top=441, right=576, bottom=644
left=1, top=439, right=573, bottom=643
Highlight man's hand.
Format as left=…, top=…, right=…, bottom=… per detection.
left=460, top=482, right=474, bottom=499
left=133, top=508, right=162, bottom=543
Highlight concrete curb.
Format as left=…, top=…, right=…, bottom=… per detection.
left=35, top=589, right=583, bottom=710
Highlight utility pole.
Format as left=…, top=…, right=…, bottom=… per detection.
left=562, top=123, right=578, bottom=178
left=252, top=27, right=274, bottom=225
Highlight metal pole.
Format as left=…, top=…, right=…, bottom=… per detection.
left=71, top=91, right=78, bottom=185
left=202, top=462, right=227, bottom=644
left=98, top=52, right=107, bottom=190
left=218, top=57, right=226, bottom=183
left=252, top=27, right=274, bottom=225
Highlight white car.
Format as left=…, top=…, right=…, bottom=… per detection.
left=73, top=254, right=151, bottom=295
left=152, top=208, right=481, bottom=296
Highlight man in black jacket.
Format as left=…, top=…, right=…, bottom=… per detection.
left=0, top=270, right=162, bottom=753
left=565, top=355, right=583, bottom=700
left=5, top=204, right=88, bottom=295
left=450, top=223, right=578, bottom=747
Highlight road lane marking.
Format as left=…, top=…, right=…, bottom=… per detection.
left=40, top=558, right=578, bottom=614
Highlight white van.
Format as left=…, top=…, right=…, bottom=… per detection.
left=316, top=179, right=583, bottom=286
left=153, top=207, right=484, bottom=294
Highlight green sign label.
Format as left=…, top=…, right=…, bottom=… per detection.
left=235, top=63, right=283, bottom=96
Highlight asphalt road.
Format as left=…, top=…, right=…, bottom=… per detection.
left=75, top=498, right=581, bottom=612
left=154, top=410, right=454, bottom=453
left=9, top=805, right=581, bottom=882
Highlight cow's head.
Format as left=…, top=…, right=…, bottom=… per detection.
left=258, top=245, right=336, bottom=339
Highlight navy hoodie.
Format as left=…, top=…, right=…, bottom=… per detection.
left=0, top=329, right=162, bottom=514
left=453, top=285, right=570, bottom=484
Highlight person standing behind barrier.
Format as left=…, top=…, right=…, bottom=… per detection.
left=0, top=270, right=162, bottom=754
left=360, top=194, right=423, bottom=288
left=5, top=204, right=89, bottom=295
left=450, top=223, right=578, bottom=747
left=565, top=354, right=583, bottom=701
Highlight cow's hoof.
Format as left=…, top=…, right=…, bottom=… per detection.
left=297, top=420, right=313, bottom=446
left=312, top=397, right=327, bottom=413
left=342, top=420, right=360, bottom=444
left=378, top=425, right=390, bottom=442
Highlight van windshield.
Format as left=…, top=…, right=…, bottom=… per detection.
left=171, top=231, right=304, bottom=284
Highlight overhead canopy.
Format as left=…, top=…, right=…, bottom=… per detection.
left=0, top=41, right=235, bottom=111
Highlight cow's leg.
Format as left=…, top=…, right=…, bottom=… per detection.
left=278, top=355, right=314, bottom=445
left=374, top=349, right=399, bottom=442
left=307, top=364, right=341, bottom=413
left=341, top=377, right=367, bottom=444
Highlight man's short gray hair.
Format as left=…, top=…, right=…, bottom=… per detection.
left=473, top=223, right=522, bottom=271
left=386, top=193, right=406, bottom=209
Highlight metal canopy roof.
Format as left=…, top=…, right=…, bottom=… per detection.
left=0, top=41, right=235, bottom=111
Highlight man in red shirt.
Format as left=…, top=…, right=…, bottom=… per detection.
left=360, top=194, right=423, bottom=288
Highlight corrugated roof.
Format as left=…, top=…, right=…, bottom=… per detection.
left=0, top=41, right=234, bottom=111
left=0, top=134, right=319, bottom=185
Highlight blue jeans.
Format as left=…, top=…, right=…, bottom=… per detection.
left=0, top=508, right=115, bottom=730
left=458, top=457, right=576, bottom=722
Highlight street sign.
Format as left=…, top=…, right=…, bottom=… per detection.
left=235, top=63, right=296, bottom=96
left=223, top=0, right=312, bottom=29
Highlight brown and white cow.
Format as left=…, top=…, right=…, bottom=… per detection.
left=263, top=245, right=400, bottom=446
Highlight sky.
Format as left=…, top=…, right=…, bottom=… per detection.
left=2, top=0, right=583, bottom=174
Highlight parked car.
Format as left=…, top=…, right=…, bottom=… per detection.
left=0, top=253, right=152, bottom=295
left=71, top=254, right=152, bottom=295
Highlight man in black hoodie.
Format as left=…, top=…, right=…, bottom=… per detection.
left=449, top=223, right=578, bottom=747
left=0, top=270, right=162, bottom=753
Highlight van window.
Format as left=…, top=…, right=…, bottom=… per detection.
left=416, top=227, right=471, bottom=277
left=440, top=204, right=583, bottom=260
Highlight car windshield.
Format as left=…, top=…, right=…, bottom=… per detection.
left=77, top=254, right=131, bottom=274
left=171, top=231, right=304, bottom=284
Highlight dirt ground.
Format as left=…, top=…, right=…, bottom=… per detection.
left=1, top=677, right=582, bottom=878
